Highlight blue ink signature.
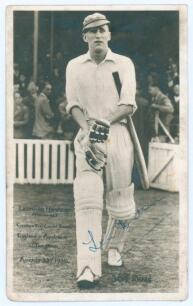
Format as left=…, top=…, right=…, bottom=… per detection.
left=82, top=221, right=129, bottom=252
left=82, top=230, right=101, bottom=252
left=82, top=196, right=168, bottom=254
left=82, top=230, right=113, bottom=252
left=115, top=220, right=129, bottom=231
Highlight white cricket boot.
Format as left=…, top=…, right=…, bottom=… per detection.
left=108, top=248, right=123, bottom=266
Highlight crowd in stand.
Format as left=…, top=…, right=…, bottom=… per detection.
left=13, top=52, right=179, bottom=143
left=13, top=53, right=78, bottom=140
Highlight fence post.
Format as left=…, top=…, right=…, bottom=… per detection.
left=33, top=11, right=39, bottom=83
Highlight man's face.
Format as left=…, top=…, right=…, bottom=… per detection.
left=14, top=92, right=22, bottom=104
left=20, top=74, right=26, bottom=82
left=173, top=84, right=179, bottom=96
left=14, top=84, right=20, bottom=94
left=83, top=25, right=111, bottom=53
left=148, top=86, right=158, bottom=97
left=44, top=84, right=52, bottom=97
left=29, top=86, right=37, bottom=96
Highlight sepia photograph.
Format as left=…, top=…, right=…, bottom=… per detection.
left=6, top=5, right=187, bottom=301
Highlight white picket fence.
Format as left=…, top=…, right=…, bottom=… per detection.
left=14, top=139, right=76, bottom=184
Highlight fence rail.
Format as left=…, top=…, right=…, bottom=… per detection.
left=14, top=140, right=75, bottom=184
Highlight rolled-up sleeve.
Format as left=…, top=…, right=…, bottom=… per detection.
left=66, top=61, right=82, bottom=114
left=118, top=58, right=137, bottom=115
left=162, top=97, right=174, bottom=113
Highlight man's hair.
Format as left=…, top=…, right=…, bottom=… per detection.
left=27, top=81, right=37, bottom=92
left=39, top=80, right=52, bottom=92
left=148, top=84, right=159, bottom=89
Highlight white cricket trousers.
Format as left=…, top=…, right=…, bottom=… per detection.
left=73, top=123, right=136, bottom=278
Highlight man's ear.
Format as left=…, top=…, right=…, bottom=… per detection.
left=82, top=32, right=88, bottom=43
left=107, top=31, right=111, bottom=42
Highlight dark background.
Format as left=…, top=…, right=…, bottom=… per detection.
left=13, top=10, right=179, bottom=165
left=14, top=10, right=179, bottom=81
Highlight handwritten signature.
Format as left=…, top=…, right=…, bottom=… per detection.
left=82, top=220, right=129, bottom=252
left=82, top=230, right=100, bottom=252
left=82, top=196, right=168, bottom=253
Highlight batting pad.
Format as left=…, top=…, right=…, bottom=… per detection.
left=73, top=172, right=104, bottom=277
left=102, top=216, right=130, bottom=252
left=74, top=171, right=104, bottom=211
left=76, top=209, right=102, bottom=278
left=106, top=183, right=136, bottom=219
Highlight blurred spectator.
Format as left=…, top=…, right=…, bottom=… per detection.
left=147, top=72, right=160, bottom=86
left=14, top=84, right=20, bottom=95
left=171, top=84, right=179, bottom=141
left=22, top=81, right=38, bottom=138
left=51, top=67, right=64, bottom=100
left=57, top=92, right=78, bottom=140
left=166, top=71, right=174, bottom=95
left=45, top=49, right=51, bottom=79
left=133, top=86, right=149, bottom=162
left=19, top=74, right=28, bottom=97
left=148, top=84, right=174, bottom=142
left=53, top=51, right=64, bottom=78
left=166, top=58, right=179, bottom=98
left=167, top=57, right=175, bottom=75
left=172, top=84, right=179, bottom=110
left=170, top=63, right=179, bottom=85
left=33, top=82, right=56, bottom=139
left=14, top=92, right=29, bottom=138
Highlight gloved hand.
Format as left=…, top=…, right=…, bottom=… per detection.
left=78, top=129, right=107, bottom=171
left=89, top=119, right=110, bottom=143
left=85, top=142, right=107, bottom=171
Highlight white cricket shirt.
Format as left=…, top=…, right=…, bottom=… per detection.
left=66, top=49, right=137, bottom=120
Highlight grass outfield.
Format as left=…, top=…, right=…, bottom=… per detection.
left=13, top=184, right=179, bottom=293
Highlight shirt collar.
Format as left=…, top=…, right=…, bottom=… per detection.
left=40, top=92, right=47, bottom=98
left=81, top=48, right=116, bottom=63
left=40, top=92, right=49, bottom=101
